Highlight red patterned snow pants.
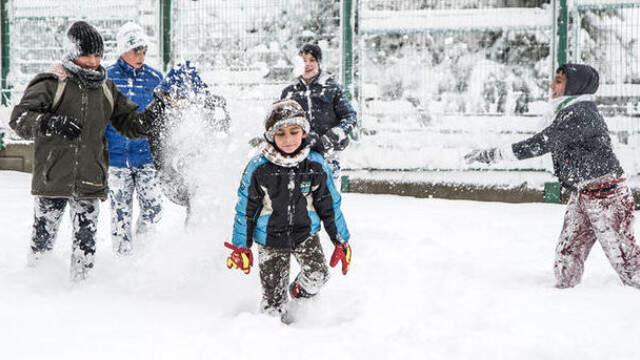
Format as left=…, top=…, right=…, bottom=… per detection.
left=554, top=181, right=640, bottom=288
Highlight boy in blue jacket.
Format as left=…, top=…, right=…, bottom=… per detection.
left=106, top=22, right=163, bottom=255
left=225, top=99, right=352, bottom=323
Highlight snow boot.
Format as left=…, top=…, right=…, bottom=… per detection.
left=289, top=280, right=315, bottom=299
left=27, top=250, right=51, bottom=267
left=114, top=239, right=133, bottom=256
left=70, top=250, right=94, bottom=281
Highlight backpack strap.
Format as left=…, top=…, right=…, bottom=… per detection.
left=51, top=80, right=67, bottom=112
left=102, top=82, right=114, bottom=113
left=50, top=79, right=114, bottom=113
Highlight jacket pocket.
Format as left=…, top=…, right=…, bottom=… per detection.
left=43, top=148, right=72, bottom=183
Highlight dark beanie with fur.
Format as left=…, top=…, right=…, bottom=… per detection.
left=299, top=43, right=322, bottom=63
left=66, top=21, right=104, bottom=58
left=264, top=100, right=310, bottom=142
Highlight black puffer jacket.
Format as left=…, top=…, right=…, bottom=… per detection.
left=231, top=151, right=350, bottom=250
left=280, top=71, right=357, bottom=152
left=511, top=64, right=623, bottom=190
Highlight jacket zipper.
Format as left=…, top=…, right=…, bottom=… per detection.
left=286, top=168, right=295, bottom=248
left=73, top=83, right=87, bottom=197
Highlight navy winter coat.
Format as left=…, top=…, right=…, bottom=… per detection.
left=511, top=64, right=623, bottom=190
left=105, top=58, right=163, bottom=168
left=232, top=151, right=350, bottom=250
left=280, top=71, right=357, bottom=150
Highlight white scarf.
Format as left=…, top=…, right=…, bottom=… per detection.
left=261, top=142, right=310, bottom=168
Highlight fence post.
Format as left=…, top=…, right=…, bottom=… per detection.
left=557, top=0, right=568, bottom=66
left=341, top=0, right=354, bottom=100
left=161, top=0, right=172, bottom=72
left=1, top=0, right=10, bottom=106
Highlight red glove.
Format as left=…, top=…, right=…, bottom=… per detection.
left=224, top=242, right=253, bottom=274
left=330, top=243, right=352, bottom=275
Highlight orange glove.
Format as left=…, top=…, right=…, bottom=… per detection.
left=329, top=243, right=352, bottom=275
left=224, top=242, right=253, bottom=274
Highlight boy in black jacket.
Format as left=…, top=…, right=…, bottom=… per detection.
left=465, top=64, right=640, bottom=289
left=225, top=99, right=352, bottom=322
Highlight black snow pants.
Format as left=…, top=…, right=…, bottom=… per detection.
left=258, top=235, right=330, bottom=315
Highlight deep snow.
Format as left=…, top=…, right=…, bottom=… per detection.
left=2, top=170, right=640, bottom=360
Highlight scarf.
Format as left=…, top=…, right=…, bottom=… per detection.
left=61, top=55, right=106, bottom=89
left=261, top=142, right=310, bottom=168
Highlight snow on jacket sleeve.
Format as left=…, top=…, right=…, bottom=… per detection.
left=108, top=82, right=153, bottom=139
left=309, top=152, right=350, bottom=245
left=9, top=74, right=58, bottom=140
left=511, top=109, right=603, bottom=160
left=232, top=157, right=266, bottom=248
left=332, top=84, right=357, bottom=135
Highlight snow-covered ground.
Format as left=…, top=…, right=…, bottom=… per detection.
left=2, top=170, right=640, bottom=360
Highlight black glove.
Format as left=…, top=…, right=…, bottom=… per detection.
left=464, top=148, right=501, bottom=165
left=306, top=131, right=325, bottom=152
left=39, top=113, right=82, bottom=140
left=248, top=136, right=265, bottom=148
left=321, top=127, right=349, bottom=152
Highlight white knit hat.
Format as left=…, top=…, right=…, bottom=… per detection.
left=116, top=22, right=148, bottom=55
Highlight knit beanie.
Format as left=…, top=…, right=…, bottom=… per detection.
left=299, top=43, right=322, bottom=63
left=116, top=22, right=148, bottom=55
left=264, top=100, right=310, bottom=142
left=65, top=21, right=104, bottom=58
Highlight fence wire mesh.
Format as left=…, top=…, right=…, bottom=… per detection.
left=171, top=0, right=341, bottom=101
left=1, top=0, right=159, bottom=104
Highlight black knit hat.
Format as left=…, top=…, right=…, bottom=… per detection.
left=299, top=43, right=322, bottom=63
left=66, top=21, right=104, bottom=57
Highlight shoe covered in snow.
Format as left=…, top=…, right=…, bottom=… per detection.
left=113, top=239, right=133, bottom=256
left=70, top=250, right=94, bottom=281
left=289, top=280, right=315, bottom=299
left=280, top=310, right=295, bottom=325
left=26, top=250, right=50, bottom=267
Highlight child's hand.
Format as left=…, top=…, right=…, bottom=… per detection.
left=330, top=243, right=352, bottom=275
left=224, top=242, right=253, bottom=274
left=464, top=147, right=501, bottom=165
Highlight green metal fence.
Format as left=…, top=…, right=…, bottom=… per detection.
left=357, top=0, right=553, bottom=122
left=569, top=0, right=640, bottom=115
left=169, top=0, right=345, bottom=101
left=0, top=0, right=159, bottom=105
left=1, top=0, right=639, bottom=116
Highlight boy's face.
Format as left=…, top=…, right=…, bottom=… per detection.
left=274, top=124, right=306, bottom=154
left=121, top=46, right=147, bottom=69
left=301, top=53, right=320, bottom=80
left=551, top=71, right=567, bottom=99
left=74, top=54, right=102, bottom=70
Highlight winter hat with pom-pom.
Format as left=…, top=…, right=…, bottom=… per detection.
left=65, top=21, right=104, bottom=58
left=116, top=22, right=148, bottom=55
left=264, top=100, right=310, bottom=143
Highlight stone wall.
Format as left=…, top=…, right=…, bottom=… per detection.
left=0, top=143, right=33, bottom=173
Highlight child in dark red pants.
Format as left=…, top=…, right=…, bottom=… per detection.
left=466, top=64, right=640, bottom=289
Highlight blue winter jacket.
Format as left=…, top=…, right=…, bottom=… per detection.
left=105, top=58, right=163, bottom=168
left=232, top=151, right=350, bottom=250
